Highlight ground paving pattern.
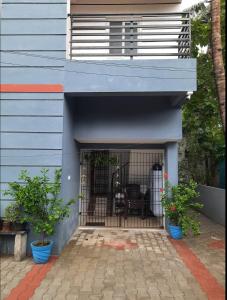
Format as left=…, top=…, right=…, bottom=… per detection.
left=184, top=214, right=225, bottom=288
left=0, top=256, right=33, bottom=300
left=0, top=214, right=225, bottom=300
left=31, top=229, right=207, bottom=300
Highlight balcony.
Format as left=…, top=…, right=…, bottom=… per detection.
left=69, top=12, right=191, bottom=60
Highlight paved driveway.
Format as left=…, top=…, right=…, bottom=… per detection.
left=1, top=214, right=225, bottom=300
left=31, top=230, right=206, bottom=300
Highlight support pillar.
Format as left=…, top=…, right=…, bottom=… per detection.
left=14, top=232, right=27, bottom=261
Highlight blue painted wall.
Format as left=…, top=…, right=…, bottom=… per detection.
left=57, top=98, right=81, bottom=254
left=69, top=96, right=182, bottom=143
left=0, top=0, right=66, bottom=213
left=0, top=0, right=197, bottom=254
left=64, top=59, right=197, bottom=93
left=0, top=0, right=67, bottom=255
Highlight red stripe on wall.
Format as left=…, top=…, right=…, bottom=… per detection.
left=0, top=84, right=64, bottom=93
left=169, top=238, right=225, bottom=300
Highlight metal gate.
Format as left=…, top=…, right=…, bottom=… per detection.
left=80, top=150, right=164, bottom=228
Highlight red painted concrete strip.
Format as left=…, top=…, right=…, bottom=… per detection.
left=208, top=240, right=225, bottom=250
left=0, top=84, right=64, bottom=93
left=5, top=256, right=58, bottom=300
left=102, top=240, right=138, bottom=251
left=169, top=238, right=225, bottom=300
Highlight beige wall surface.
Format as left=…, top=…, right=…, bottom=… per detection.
left=70, top=0, right=202, bottom=14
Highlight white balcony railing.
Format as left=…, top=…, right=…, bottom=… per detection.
left=70, top=12, right=191, bottom=60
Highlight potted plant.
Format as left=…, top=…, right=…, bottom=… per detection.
left=161, top=173, right=203, bottom=239
left=4, top=202, right=26, bottom=231
left=4, top=168, right=76, bottom=263
left=1, top=216, right=11, bottom=232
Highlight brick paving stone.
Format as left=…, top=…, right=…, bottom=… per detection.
left=2, top=214, right=225, bottom=300
left=184, top=214, right=225, bottom=288
left=0, top=256, right=34, bottom=300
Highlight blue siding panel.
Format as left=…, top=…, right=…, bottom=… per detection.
left=2, top=4, right=67, bottom=19
left=0, top=93, right=64, bottom=100
left=1, top=51, right=66, bottom=67
left=0, top=184, right=12, bottom=200
left=1, top=116, right=63, bottom=132
left=1, top=200, right=15, bottom=216
left=3, top=0, right=66, bottom=3
left=1, top=166, right=58, bottom=183
left=1, top=19, right=66, bottom=34
left=1, top=68, right=64, bottom=84
left=1, top=100, right=64, bottom=116
left=1, top=149, right=63, bottom=166
left=1, top=133, right=63, bottom=149
left=1, top=36, right=66, bottom=51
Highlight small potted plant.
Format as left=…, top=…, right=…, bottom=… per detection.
left=4, top=202, right=26, bottom=231
left=4, top=168, right=76, bottom=263
left=1, top=216, right=11, bottom=232
left=161, top=173, right=203, bottom=239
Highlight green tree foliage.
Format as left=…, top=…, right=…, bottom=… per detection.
left=4, top=168, right=76, bottom=244
left=180, top=1, right=225, bottom=186
left=161, top=179, right=203, bottom=236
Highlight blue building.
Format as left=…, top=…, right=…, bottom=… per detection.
left=0, top=0, right=196, bottom=254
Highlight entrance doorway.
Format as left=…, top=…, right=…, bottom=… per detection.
left=79, top=149, right=164, bottom=228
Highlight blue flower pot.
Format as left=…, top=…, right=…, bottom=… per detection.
left=31, top=240, right=53, bottom=264
left=168, top=224, right=183, bottom=240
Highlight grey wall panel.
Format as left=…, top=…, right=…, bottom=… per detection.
left=197, top=185, right=225, bottom=226
left=1, top=100, right=63, bottom=116
left=0, top=93, right=64, bottom=100
left=1, top=19, right=66, bottom=34
left=1, top=116, right=63, bottom=132
left=1, top=36, right=66, bottom=51
left=1, top=133, right=63, bottom=149
left=1, top=166, right=59, bottom=183
left=2, top=4, right=67, bottom=19
left=1, top=68, right=64, bottom=84
left=1, top=149, right=62, bottom=166
left=1, top=51, right=66, bottom=67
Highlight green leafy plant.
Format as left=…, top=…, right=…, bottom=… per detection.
left=4, top=168, right=76, bottom=245
left=180, top=1, right=225, bottom=186
left=84, top=153, right=118, bottom=167
left=161, top=173, right=203, bottom=236
left=4, top=202, right=24, bottom=224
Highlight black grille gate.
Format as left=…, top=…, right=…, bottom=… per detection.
left=80, top=150, right=164, bottom=228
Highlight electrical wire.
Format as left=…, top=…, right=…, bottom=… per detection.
left=1, top=60, right=194, bottom=79
left=1, top=50, right=195, bottom=72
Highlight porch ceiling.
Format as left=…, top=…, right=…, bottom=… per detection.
left=65, top=92, right=187, bottom=107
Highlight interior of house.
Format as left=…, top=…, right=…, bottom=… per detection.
left=79, top=149, right=164, bottom=228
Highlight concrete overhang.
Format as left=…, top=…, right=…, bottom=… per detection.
left=64, top=59, right=196, bottom=95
